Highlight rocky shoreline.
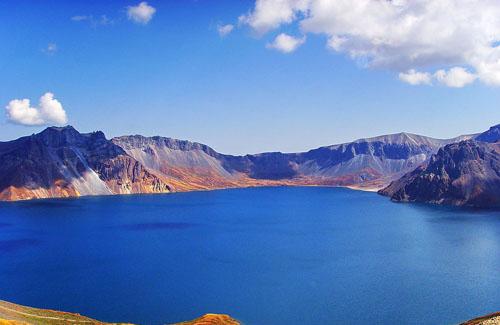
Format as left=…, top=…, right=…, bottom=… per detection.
left=461, top=312, right=500, bottom=325
left=2, top=299, right=498, bottom=325
left=0, top=300, right=239, bottom=325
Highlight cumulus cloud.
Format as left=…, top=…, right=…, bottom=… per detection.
left=399, top=70, right=432, bottom=86
left=434, top=67, right=477, bottom=88
left=239, top=0, right=309, bottom=34
left=240, top=0, right=500, bottom=87
left=5, top=93, right=68, bottom=126
left=127, top=2, right=156, bottom=24
left=218, top=24, right=234, bottom=37
left=266, top=33, right=305, bottom=53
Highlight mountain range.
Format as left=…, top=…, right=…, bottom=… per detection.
left=0, top=124, right=498, bottom=207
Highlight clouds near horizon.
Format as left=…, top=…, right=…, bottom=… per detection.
left=5, top=93, right=68, bottom=126
left=240, top=0, right=500, bottom=88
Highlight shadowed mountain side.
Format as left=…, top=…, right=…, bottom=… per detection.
left=0, top=300, right=239, bottom=325
left=475, top=124, right=500, bottom=143
left=379, top=140, right=500, bottom=208
left=0, top=127, right=171, bottom=201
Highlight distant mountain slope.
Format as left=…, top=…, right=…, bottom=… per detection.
left=113, top=132, right=456, bottom=192
left=379, top=140, right=500, bottom=208
left=0, top=127, right=170, bottom=201
left=0, top=125, right=489, bottom=201
left=295, top=132, right=459, bottom=184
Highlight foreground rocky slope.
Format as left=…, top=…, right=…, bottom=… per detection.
left=380, top=125, right=500, bottom=208
left=0, top=125, right=482, bottom=201
left=1, top=299, right=497, bottom=325
left=0, top=300, right=239, bottom=325
left=461, top=312, right=500, bottom=325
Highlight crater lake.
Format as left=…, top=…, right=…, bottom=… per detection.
left=0, top=187, right=499, bottom=324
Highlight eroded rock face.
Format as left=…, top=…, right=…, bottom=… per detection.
left=379, top=140, right=500, bottom=208
left=0, top=126, right=170, bottom=201
left=112, top=132, right=454, bottom=192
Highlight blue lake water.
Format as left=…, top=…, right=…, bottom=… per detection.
left=0, top=187, right=499, bottom=325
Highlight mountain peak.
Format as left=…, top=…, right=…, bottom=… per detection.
left=352, top=131, right=437, bottom=146
left=37, top=125, right=87, bottom=147
left=42, top=125, right=77, bottom=133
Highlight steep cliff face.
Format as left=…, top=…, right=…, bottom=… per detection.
left=0, top=127, right=170, bottom=201
left=113, top=132, right=457, bottom=191
left=379, top=140, right=500, bottom=207
left=112, top=135, right=244, bottom=191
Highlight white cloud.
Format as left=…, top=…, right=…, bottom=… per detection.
left=240, top=0, right=500, bottom=87
left=43, top=43, right=57, bottom=55
left=127, top=2, right=156, bottom=24
left=239, top=0, right=309, bottom=34
left=266, top=33, right=305, bottom=53
left=71, top=15, right=113, bottom=27
left=218, top=24, right=234, bottom=37
left=6, top=99, right=43, bottom=126
left=434, top=67, right=477, bottom=88
left=5, top=93, right=68, bottom=126
left=71, top=15, right=88, bottom=21
left=399, top=69, right=432, bottom=86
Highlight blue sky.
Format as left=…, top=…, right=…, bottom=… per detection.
left=1, top=0, right=499, bottom=154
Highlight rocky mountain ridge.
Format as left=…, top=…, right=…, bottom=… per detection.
left=112, top=131, right=468, bottom=192
left=0, top=125, right=495, bottom=203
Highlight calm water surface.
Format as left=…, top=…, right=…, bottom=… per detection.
left=0, top=187, right=499, bottom=324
